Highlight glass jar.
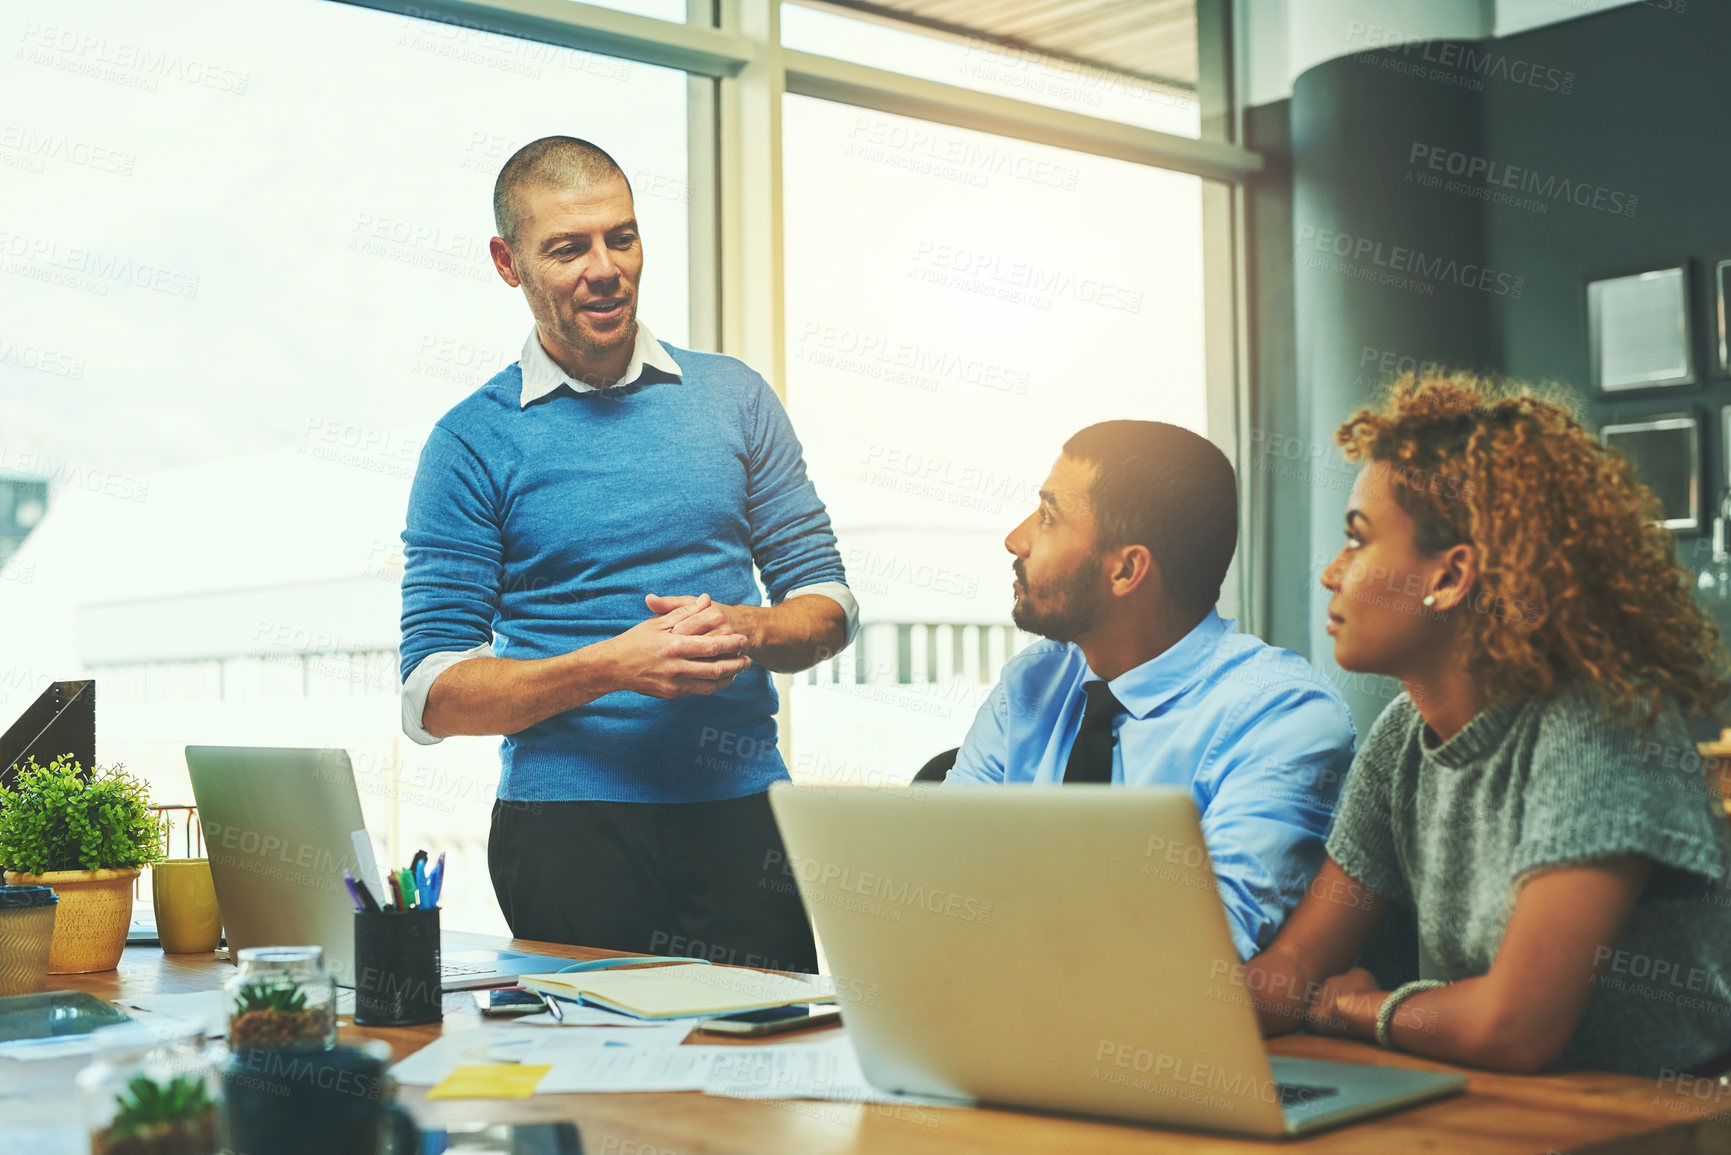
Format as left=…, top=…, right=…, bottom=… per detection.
left=225, top=945, right=338, bottom=1051
left=77, top=1022, right=221, bottom=1155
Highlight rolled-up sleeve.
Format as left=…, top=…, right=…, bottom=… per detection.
left=743, top=378, right=851, bottom=629
left=399, top=424, right=504, bottom=743
left=1197, top=688, right=1355, bottom=959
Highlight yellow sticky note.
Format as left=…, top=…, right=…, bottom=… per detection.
left=425, top=1064, right=553, bottom=1101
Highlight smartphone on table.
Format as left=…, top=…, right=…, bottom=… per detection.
left=694, top=1004, right=840, bottom=1037
left=477, top=987, right=547, bottom=1017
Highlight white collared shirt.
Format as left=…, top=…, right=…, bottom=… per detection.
left=516, top=318, right=684, bottom=407
left=401, top=321, right=859, bottom=745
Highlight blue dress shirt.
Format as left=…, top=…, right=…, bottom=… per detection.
left=948, top=608, right=1356, bottom=959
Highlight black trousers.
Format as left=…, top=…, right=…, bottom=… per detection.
left=488, top=791, right=817, bottom=975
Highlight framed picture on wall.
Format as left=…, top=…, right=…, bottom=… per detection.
left=1601, top=411, right=1701, bottom=534
left=1586, top=263, right=1695, bottom=393
left=1714, top=258, right=1731, bottom=377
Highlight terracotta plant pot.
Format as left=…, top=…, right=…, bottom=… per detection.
left=3, top=867, right=140, bottom=973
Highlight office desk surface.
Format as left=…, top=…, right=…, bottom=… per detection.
left=56, top=933, right=1731, bottom=1155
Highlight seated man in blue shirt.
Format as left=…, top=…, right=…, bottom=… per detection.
left=948, top=420, right=1355, bottom=960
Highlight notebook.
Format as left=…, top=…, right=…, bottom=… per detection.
left=517, top=964, right=833, bottom=1020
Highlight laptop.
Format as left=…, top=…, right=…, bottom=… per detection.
left=768, top=783, right=1466, bottom=1138
left=185, top=746, right=579, bottom=990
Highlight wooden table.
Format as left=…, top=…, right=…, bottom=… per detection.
left=52, top=934, right=1731, bottom=1154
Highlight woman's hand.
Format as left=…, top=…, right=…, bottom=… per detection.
left=1304, top=966, right=1385, bottom=1040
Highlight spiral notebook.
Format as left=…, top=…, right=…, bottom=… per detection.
left=516, top=964, right=833, bottom=1020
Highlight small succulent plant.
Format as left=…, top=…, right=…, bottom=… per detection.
left=109, top=1075, right=214, bottom=1137
left=229, top=978, right=331, bottom=1050
left=233, top=981, right=308, bottom=1017
left=92, top=1074, right=218, bottom=1155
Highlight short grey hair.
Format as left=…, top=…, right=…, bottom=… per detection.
left=493, top=136, right=632, bottom=247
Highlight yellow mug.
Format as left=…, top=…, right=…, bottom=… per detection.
left=151, top=858, right=223, bottom=954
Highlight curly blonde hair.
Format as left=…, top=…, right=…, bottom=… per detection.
left=1336, top=371, right=1728, bottom=725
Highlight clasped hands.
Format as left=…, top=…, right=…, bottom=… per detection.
left=601, top=592, right=766, bottom=699
left=1302, top=966, right=1386, bottom=1040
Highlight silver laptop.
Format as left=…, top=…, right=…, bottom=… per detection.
left=768, top=783, right=1466, bottom=1138
left=186, top=745, right=579, bottom=989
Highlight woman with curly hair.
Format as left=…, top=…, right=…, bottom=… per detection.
left=1244, top=371, right=1731, bottom=1076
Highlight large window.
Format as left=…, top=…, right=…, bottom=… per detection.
left=781, top=93, right=1211, bottom=785
left=782, top=2, right=1204, bottom=137
left=0, top=0, right=1250, bottom=936
left=0, top=0, right=691, bottom=934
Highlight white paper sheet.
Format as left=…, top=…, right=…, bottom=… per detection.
left=516, top=1023, right=692, bottom=1060
left=351, top=828, right=389, bottom=901
left=537, top=1046, right=725, bottom=1093
left=0, top=1128, right=84, bottom=1155
left=112, top=987, right=353, bottom=1029
left=111, top=990, right=227, bottom=1036
left=703, top=1037, right=963, bottom=1107
left=391, top=1032, right=535, bottom=1085
left=0, top=1037, right=110, bottom=1062
left=392, top=1023, right=694, bottom=1086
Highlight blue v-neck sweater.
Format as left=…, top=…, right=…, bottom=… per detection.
left=399, top=343, right=847, bottom=803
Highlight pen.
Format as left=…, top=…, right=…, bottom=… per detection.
left=396, top=869, right=415, bottom=910
left=342, top=871, right=365, bottom=913
left=429, top=851, right=446, bottom=907
left=539, top=991, right=563, bottom=1023
left=351, top=875, right=381, bottom=914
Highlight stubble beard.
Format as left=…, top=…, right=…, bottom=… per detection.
left=1011, top=555, right=1106, bottom=644
left=521, top=262, right=638, bottom=381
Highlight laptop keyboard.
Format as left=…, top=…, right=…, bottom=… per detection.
left=439, top=963, right=497, bottom=978
left=1276, top=1082, right=1341, bottom=1109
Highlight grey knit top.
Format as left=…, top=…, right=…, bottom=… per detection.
left=1328, top=684, right=1731, bottom=1076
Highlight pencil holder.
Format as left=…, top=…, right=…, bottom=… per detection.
left=353, top=907, right=441, bottom=1027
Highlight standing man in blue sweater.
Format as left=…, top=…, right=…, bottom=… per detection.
left=399, top=137, right=854, bottom=974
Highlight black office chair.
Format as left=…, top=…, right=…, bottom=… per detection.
left=913, top=747, right=958, bottom=784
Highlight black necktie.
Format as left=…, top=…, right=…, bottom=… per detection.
left=1063, top=681, right=1124, bottom=784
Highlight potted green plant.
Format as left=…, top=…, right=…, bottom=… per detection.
left=0, top=754, right=164, bottom=972
left=90, top=1073, right=219, bottom=1155
left=228, top=977, right=334, bottom=1050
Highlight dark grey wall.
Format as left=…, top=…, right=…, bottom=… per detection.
left=1275, top=46, right=1496, bottom=733
left=1483, top=1, right=1731, bottom=555
left=1483, top=2, right=1731, bottom=737
left=1261, top=5, right=1731, bottom=736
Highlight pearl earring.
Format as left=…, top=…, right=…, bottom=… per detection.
left=1423, top=595, right=1437, bottom=607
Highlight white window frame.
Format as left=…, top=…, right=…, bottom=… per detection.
left=335, top=0, right=1267, bottom=730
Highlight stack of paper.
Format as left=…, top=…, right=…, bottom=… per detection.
left=110, top=990, right=229, bottom=1037
left=538, top=1047, right=724, bottom=1093
left=704, top=1038, right=961, bottom=1107
left=390, top=1019, right=961, bottom=1111
left=392, top=1023, right=694, bottom=1085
